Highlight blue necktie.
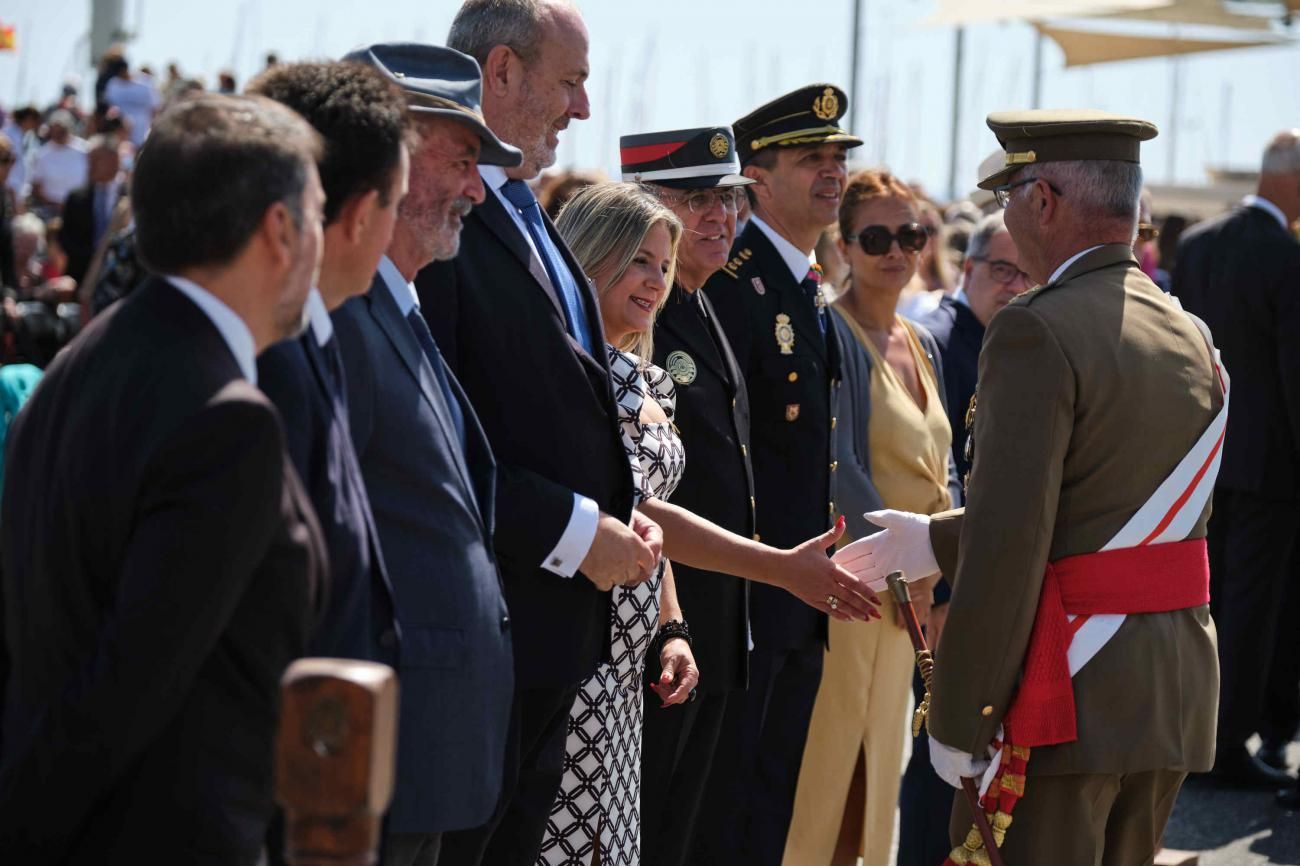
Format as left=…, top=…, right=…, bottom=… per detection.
left=499, top=179, right=596, bottom=355
left=406, top=307, right=467, bottom=451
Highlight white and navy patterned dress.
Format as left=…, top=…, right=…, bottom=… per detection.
left=537, top=348, right=686, bottom=866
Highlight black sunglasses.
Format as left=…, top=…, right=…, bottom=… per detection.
left=845, top=223, right=928, bottom=256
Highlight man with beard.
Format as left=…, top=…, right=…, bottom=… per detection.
left=332, top=44, right=522, bottom=866
left=695, top=84, right=862, bottom=866
left=419, top=4, right=660, bottom=865
left=0, top=94, right=327, bottom=864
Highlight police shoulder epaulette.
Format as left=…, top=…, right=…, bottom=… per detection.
left=720, top=248, right=752, bottom=280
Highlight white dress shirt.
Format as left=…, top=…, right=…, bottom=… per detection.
left=377, top=255, right=422, bottom=317
left=163, top=275, right=257, bottom=384
left=1243, top=194, right=1289, bottom=231
left=1046, top=245, right=1104, bottom=286
left=305, top=288, right=333, bottom=348
left=467, top=174, right=600, bottom=578
left=750, top=214, right=816, bottom=282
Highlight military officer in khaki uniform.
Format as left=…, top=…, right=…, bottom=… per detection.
left=838, top=111, right=1223, bottom=865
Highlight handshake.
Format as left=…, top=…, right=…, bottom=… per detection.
left=830, top=509, right=940, bottom=589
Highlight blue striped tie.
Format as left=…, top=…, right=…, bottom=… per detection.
left=499, top=179, right=597, bottom=355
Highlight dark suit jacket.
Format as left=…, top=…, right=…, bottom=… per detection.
left=416, top=190, right=634, bottom=688
left=58, top=184, right=100, bottom=285
left=0, top=276, right=326, bottom=864
left=1172, top=204, right=1300, bottom=499
left=651, top=283, right=753, bottom=693
left=257, top=328, right=398, bottom=664
left=918, top=295, right=984, bottom=486
left=705, top=222, right=841, bottom=651
left=332, top=272, right=512, bottom=833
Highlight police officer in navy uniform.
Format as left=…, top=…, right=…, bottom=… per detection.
left=621, top=124, right=883, bottom=866
left=695, top=85, right=862, bottom=866
left=619, top=126, right=756, bottom=866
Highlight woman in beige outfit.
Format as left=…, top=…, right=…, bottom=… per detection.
left=784, top=170, right=957, bottom=866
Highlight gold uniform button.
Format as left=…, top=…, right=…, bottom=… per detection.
left=981, top=705, right=994, bottom=717
left=830, top=461, right=838, bottom=472
left=752, top=533, right=761, bottom=542
left=741, top=444, right=748, bottom=457
left=831, top=416, right=838, bottom=429
left=750, top=496, right=756, bottom=509
left=732, top=398, right=737, bottom=409
left=828, top=502, right=834, bottom=515
left=787, top=372, right=798, bottom=383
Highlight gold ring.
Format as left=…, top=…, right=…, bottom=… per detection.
left=826, top=594, right=840, bottom=610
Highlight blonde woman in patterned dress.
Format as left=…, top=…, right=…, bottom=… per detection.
left=540, top=183, right=694, bottom=866
left=539, top=183, right=883, bottom=866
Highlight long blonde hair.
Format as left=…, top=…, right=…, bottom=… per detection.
left=556, top=182, right=683, bottom=362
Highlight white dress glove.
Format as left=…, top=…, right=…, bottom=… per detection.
left=831, top=509, right=940, bottom=592
left=929, top=736, right=990, bottom=790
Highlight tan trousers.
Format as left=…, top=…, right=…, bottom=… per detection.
left=948, top=768, right=1187, bottom=866
left=783, top=597, right=916, bottom=866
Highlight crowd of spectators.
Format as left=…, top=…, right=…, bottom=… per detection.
left=0, top=48, right=265, bottom=369
left=0, top=21, right=1297, bottom=866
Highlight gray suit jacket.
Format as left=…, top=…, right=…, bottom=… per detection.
left=831, top=306, right=962, bottom=546
left=332, top=273, right=513, bottom=834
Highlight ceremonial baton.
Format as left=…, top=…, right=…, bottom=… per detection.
left=886, top=571, right=1005, bottom=866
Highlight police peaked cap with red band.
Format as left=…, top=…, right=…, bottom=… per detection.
left=620, top=126, right=755, bottom=190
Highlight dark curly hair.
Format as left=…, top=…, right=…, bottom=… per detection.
left=247, top=60, right=410, bottom=226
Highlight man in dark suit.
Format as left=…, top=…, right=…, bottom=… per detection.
left=420, top=4, right=661, bottom=864
left=249, top=61, right=406, bottom=668
left=334, top=44, right=523, bottom=866
left=696, top=84, right=860, bottom=866
left=1172, top=129, right=1300, bottom=790
left=0, top=93, right=327, bottom=864
left=58, top=135, right=121, bottom=284
left=919, top=210, right=1030, bottom=485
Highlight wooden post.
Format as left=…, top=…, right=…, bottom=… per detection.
left=276, top=658, right=399, bottom=866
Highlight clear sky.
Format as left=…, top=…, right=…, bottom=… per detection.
left=1, top=0, right=1297, bottom=200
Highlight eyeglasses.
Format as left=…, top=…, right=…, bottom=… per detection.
left=1136, top=222, right=1160, bottom=243
left=658, top=187, right=746, bottom=214
left=844, top=223, right=929, bottom=256
left=993, top=175, right=1064, bottom=208
left=969, top=256, right=1034, bottom=287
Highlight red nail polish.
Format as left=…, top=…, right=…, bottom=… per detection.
left=837, top=515, right=845, bottom=529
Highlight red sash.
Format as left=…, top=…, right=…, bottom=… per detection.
left=1003, top=538, right=1211, bottom=747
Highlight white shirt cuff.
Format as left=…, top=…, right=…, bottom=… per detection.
left=541, top=494, right=599, bottom=577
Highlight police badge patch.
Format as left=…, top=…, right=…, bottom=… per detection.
left=665, top=350, right=697, bottom=386
left=751, top=277, right=766, bottom=296
left=775, top=313, right=795, bottom=355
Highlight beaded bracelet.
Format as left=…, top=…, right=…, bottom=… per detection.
left=652, top=618, right=692, bottom=660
